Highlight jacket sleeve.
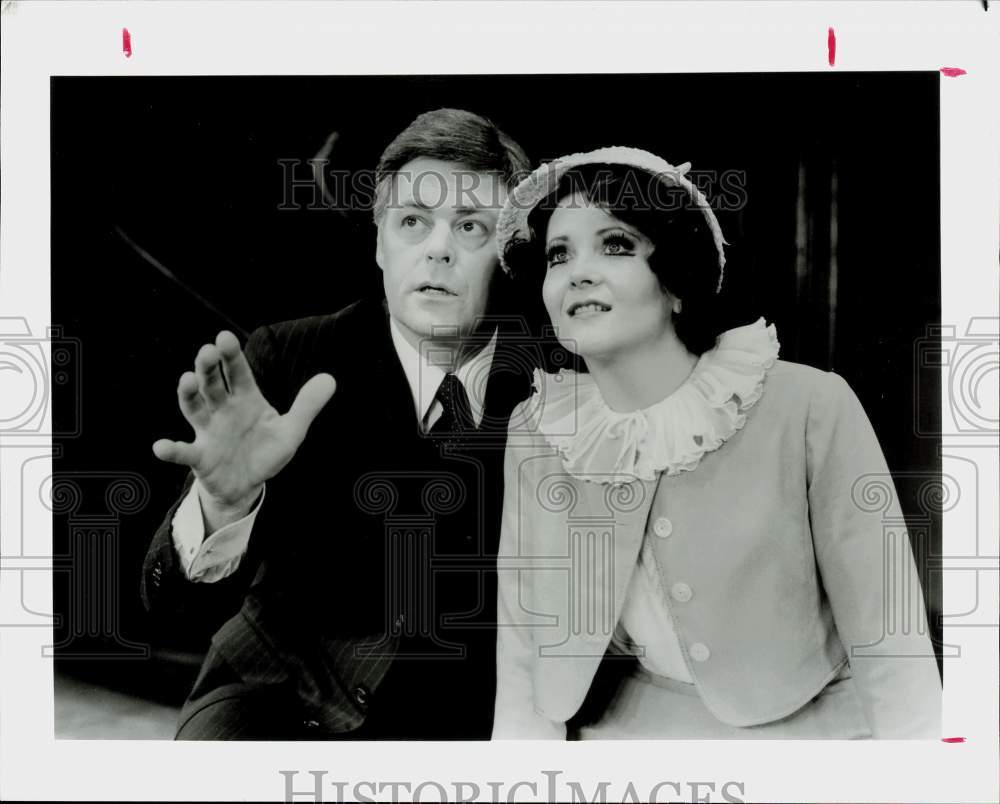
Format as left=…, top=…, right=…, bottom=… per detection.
left=140, top=471, right=263, bottom=648
left=493, top=409, right=567, bottom=740
left=139, top=324, right=280, bottom=648
left=806, top=371, right=941, bottom=738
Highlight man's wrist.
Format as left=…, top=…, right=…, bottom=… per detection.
left=196, top=482, right=263, bottom=534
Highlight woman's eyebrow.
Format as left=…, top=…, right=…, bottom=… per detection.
left=545, top=235, right=570, bottom=247
left=595, top=225, right=639, bottom=237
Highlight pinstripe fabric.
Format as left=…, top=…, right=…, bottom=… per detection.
left=143, top=297, right=532, bottom=739
left=175, top=651, right=301, bottom=740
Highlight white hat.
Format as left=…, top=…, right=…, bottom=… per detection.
left=496, top=146, right=727, bottom=292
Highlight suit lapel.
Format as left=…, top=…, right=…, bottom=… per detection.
left=356, top=305, right=535, bottom=441
left=469, top=322, right=535, bottom=440
left=310, top=298, right=423, bottom=450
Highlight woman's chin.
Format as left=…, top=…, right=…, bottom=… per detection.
left=558, top=320, right=612, bottom=355
left=560, top=336, right=616, bottom=364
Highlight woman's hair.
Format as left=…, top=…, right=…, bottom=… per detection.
left=504, top=163, right=727, bottom=356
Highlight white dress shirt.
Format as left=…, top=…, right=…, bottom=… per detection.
left=619, top=536, right=694, bottom=682
left=171, top=320, right=498, bottom=582
left=387, top=317, right=496, bottom=433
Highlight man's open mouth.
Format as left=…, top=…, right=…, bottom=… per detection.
left=417, top=284, right=458, bottom=297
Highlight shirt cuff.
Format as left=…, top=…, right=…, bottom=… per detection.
left=170, top=480, right=265, bottom=583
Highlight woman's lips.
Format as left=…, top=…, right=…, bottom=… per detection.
left=568, top=301, right=612, bottom=317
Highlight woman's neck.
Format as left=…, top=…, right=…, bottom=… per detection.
left=586, top=330, right=699, bottom=412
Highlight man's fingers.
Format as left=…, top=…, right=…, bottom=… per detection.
left=194, top=343, right=228, bottom=407
left=285, top=373, right=337, bottom=440
left=216, top=330, right=256, bottom=394
left=177, top=371, right=210, bottom=428
left=152, top=438, right=201, bottom=467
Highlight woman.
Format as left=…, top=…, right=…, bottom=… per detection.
left=492, top=147, right=941, bottom=739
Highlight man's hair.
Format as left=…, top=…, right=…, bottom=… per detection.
left=372, top=108, right=531, bottom=221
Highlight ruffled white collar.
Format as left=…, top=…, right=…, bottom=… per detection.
left=531, top=318, right=780, bottom=484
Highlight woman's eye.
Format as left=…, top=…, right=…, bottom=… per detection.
left=603, top=233, right=635, bottom=256
left=546, top=247, right=569, bottom=266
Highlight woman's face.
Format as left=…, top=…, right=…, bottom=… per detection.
left=541, top=193, right=675, bottom=362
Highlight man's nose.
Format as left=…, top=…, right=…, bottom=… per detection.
left=423, top=220, right=454, bottom=264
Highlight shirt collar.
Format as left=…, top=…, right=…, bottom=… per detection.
left=388, top=316, right=498, bottom=428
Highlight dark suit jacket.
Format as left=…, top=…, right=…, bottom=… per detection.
left=141, top=297, right=534, bottom=737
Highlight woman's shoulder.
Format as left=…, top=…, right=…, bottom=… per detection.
left=504, top=372, right=631, bottom=483
left=505, top=391, right=564, bottom=460
left=768, top=359, right=831, bottom=385
left=763, top=360, right=858, bottom=412
left=508, top=368, right=593, bottom=436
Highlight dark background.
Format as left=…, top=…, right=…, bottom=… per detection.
left=50, top=73, right=942, bottom=709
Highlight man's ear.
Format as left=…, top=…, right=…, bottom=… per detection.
left=375, top=225, right=385, bottom=272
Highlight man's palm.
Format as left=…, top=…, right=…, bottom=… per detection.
left=153, top=331, right=336, bottom=511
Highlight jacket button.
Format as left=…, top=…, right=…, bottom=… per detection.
left=689, top=642, right=711, bottom=662
left=351, top=684, right=370, bottom=708
left=653, top=517, right=673, bottom=538
left=670, top=582, right=692, bottom=603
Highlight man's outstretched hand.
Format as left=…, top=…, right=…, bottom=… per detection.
left=153, top=330, right=336, bottom=530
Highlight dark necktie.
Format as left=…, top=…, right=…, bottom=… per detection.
left=430, top=373, right=475, bottom=437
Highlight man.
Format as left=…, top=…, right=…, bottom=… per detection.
left=141, top=108, right=534, bottom=739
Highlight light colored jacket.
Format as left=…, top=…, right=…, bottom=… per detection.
left=494, top=360, right=941, bottom=738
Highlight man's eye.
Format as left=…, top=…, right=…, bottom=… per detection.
left=402, top=215, right=425, bottom=229
left=457, top=220, right=488, bottom=237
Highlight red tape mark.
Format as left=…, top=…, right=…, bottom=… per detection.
left=828, top=28, right=836, bottom=67
left=941, top=737, right=967, bottom=743
left=940, top=67, right=967, bottom=78
left=123, top=28, right=132, bottom=59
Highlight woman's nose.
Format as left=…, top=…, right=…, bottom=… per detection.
left=569, top=255, right=600, bottom=288
left=423, top=220, right=454, bottom=264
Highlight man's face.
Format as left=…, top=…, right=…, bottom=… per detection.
left=376, top=158, right=506, bottom=349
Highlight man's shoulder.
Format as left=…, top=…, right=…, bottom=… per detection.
left=261, top=297, right=386, bottom=346
left=244, top=297, right=391, bottom=399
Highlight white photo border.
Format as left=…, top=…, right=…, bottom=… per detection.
left=1, top=2, right=998, bottom=802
